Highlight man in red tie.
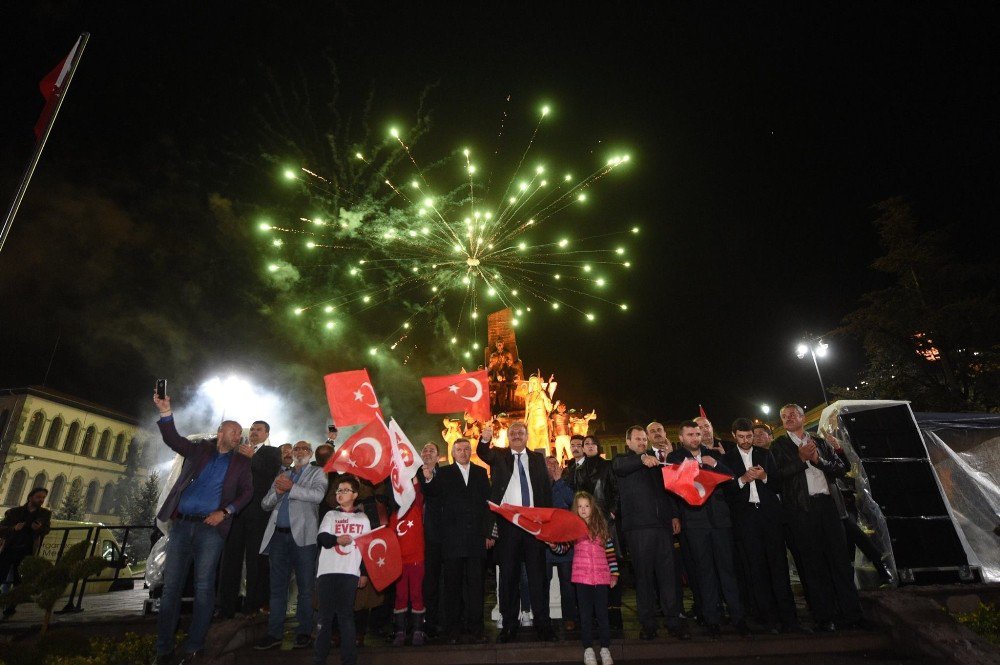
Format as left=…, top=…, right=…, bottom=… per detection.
left=647, top=421, right=673, bottom=463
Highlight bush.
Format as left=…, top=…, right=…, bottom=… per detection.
left=955, top=602, right=1000, bottom=644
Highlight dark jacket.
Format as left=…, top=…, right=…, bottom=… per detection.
left=666, top=446, right=735, bottom=530
left=419, top=463, right=494, bottom=558
left=421, top=463, right=446, bottom=544
left=0, top=504, right=51, bottom=554
left=612, top=449, right=676, bottom=532
left=722, top=445, right=783, bottom=515
left=770, top=433, right=848, bottom=517
left=476, top=440, right=552, bottom=509
left=246, top=444, right=282, bottom=522
left=568, top=455, right=618, bottom=519
left=156, top=418, right=254, bottom=539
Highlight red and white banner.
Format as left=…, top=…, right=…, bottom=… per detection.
left=35, top=36, right=83, bottom=140
left=488, top=502, right=589, bottom=543
left=353, top=526, right=402, bottom=591
left=386, top=418, right=421, bottom=517
left=323, top=416, right=392, bottom=483
left=421, top=369, right=491, bottom=422
left=324, top=368, right=383, bottom=427
left=661, top=458, right=731, bottom=506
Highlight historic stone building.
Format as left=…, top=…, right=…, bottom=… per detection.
left=0, top=386, right=150, bottom=523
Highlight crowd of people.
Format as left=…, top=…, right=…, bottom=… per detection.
left=146, top=391, right=879, bottom=665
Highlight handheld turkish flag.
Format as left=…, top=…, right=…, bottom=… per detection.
left=354, top=526, right=402, bottom=591
left=662, top=458, right=732, bottom=506
left=421, top=369, right=491, bottom=422
left=386, top=418, right=421, bottom=517
left=488, top=502, right=589, bottom=542
left=323, top=416, right=392, bottom=483
left=324, top=369, right=383, bottom=427
left=35, top=36, right=84, bottom=140
left=698, top=404, right=708, bottom=419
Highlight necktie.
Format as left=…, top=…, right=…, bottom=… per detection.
left=516, top=453, right=531, bottom=506
left=657, top=450, right=666, bottom=464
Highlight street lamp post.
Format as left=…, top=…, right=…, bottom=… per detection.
left=796, top=340, right=830, bottom=405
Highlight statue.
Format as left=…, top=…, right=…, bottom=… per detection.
left=524, top=374, right=553, bottom=452
left=488, top=339, right=516, bottom=411
left=570, top=409, right=597, bottom=437
left=551, top=402, right=572, bottom=464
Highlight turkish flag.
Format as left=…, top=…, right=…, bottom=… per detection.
left=421, top=369, right=491, bottom=422
left=324, top=369, right=383, bottom=427
left=386, top=418, right=421, bottom=517
left=323, top=416, right=392, bottom=483
left=35, top=36, right=83, bottom=140
left=662, top=458, right=732, bottom=506
left=488, top=502, right=589, bottom=543
left=699, top=404, right=708, bottom=419
left=354, top=526, right=402, bottom=591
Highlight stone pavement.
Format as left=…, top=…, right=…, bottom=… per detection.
left=0, top=587, right=156, bottom=632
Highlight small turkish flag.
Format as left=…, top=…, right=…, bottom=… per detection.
left=488, top=502, right=589, bottom=542
left=699, top=404, right=708, bottom=419
left=386, top=418, right=421, bottom=517
left=324, top=369, right=383, bottom=427
left=421, top=369, right=491, bottom=422
left=35, top=36, right=83, bottom=140
left=662, top=458, right=732, bottom=506
left=354, top=526, right=403, bottom=591
left=324, top=416, right=392, bottom=483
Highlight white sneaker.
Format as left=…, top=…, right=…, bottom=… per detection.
left=599, top=647, right=614, bottom=665
left=519, top=610, right=534, bottom=627
left=583, top=647, right=597, bottom=665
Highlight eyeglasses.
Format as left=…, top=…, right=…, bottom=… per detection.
left=335, top=489, right=357, bottom=494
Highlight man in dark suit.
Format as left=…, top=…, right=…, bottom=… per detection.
left=724, top=418, right=801, bottom=633
left=668, top=420, right=748, bottom=638
left=217, top=419, right=283, bottom=618
left=477, top=421, right=556, bottom=643
left=419, top=442, right=446, bottom=638
left=420, top=438, right=493, bottom=643
left=771, top=403, right=863, bottom=631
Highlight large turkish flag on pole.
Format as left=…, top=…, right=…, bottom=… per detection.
left=324, top=368, right=383, bottom=427
left=488, top=502, right=589, bottom=543
left=661, top=458, right=732, bottom=506
left=354, top=526, right=403, bottom=591
left=35, top=35, right=84, bottom=140
left=421, top=369, right=491, bottom=422
left=323, top=416, right=392, bottom=483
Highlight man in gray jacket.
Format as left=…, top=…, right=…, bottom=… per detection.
left=253, top=441, right=329, bottom=650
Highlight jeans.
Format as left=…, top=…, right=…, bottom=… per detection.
left=266, top=531, right=317, bottom=639
left=313, top=573, right=359, bottom=665
left=576, top=583, right=610, bottom=648
left=156, top=519, right=226, bottom=656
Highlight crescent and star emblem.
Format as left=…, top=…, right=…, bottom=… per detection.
left=354, top=437, right=384, bottom=469
left=511, top=513, right=543, bottom=536
left=367, top=538, right=388, bottom=567
left=353, top=381, right=379, bottom=408
left=395, top=519, right=414, bottom=537
left=448, top=377, right=483, bottom=402
left=692, top=481, right=707, bottom=498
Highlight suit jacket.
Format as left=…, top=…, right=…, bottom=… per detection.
left=156, top=418, right=253, bottom=539
left=476, top=440, right=552, bottom=509
left=611, top=449, right=676, bottom=532
left=260, top=463, right=329, bottom=549
left=770, top=433, right=847, bottom=517
left=722, top=446, right=782, bottom=516
left=245, top=444, right=283, bottom=523
left=666, top=446, right=735, bottom=530
left=419, top=463, right=494, bottom=558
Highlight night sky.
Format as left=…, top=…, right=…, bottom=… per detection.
left=2, top=2, right=997, bottom=443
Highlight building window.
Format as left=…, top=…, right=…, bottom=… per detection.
left=49, top=475, right=66, bottom=509
left=96, top=429, right=112, bottom=459
left=4, top=469, right=28, bottom=506
left=44, top=416, right=64, bottom=449
left=24, top=411, right=45, bottom=447
left=80, top=426, right=96, bottom=457
left=31, top=472, right=47, bottom=492
left=84, top=480, right=99, bottom=513
left=0, top=409, right=11, bottom=442
left=98, top=482, right=116, bottom=514
left=112, top=433, right=126, bottom=462
left=64, top=421, right=81, bottom=453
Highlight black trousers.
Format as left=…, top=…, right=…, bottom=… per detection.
left=218, top=510, right=269, bottom=615
left=627, top=527, right=680, bottom=632
left=314, top=573, right=358, bottom=665
left=576, top=583, right=610, bottom=649
left=733, top=505, right=797, bottom=626
left=442, top=555, right=485, bottom=636
left=423, top=538, right=444, bottom=630
left=786, top=495, right=861, bottom=624
left=496, top=520, right=549, bottom=630
left=678, top=529, right=701, bottom=615
left=684, top=526, right=744, bottom=626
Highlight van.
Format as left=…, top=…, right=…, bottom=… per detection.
left=36, top=520, right=136, bottom=592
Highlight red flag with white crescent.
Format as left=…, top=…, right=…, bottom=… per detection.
left=324, top=368, right=384, bottom=427
left=386, top=418, right=420, bottom=517
left=353, top=526, right=403, bottom=591
left=421, top=369, right=491, bottom=422
left=661, top=458, right=732, bottom=506
left=323, top=416, right=392, bottom=483
left=35, top=36, right=83, bottom=140
left=488, top=502, right=589, bottom=542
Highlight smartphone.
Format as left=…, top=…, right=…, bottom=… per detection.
left=155, top=379, right=167, bottom=400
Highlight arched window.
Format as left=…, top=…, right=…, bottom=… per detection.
left=4, top=469, right=28, bottom=506
left=80, top=426, right=96, bottom=456
left=49, top=475, right=66, bottom=509
left=98, top=482, right=116, bottom=514
left=31, top=472, right=47, bottom=492
left=112, top=433, right=126, bottom=462
left=84, top=480, right=99, bottom=513
left=64, top=421, right=81, bottom=452
left=44, top=416, right=63, bottom=449
left=96, top=429, right=112, bottom=459
left=25, top=411, right=45, bottom=446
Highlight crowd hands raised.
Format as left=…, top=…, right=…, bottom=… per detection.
left=150, top=392, right=877, bottom=665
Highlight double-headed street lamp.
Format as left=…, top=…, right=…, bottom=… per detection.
left=796, top=339, right=830, bottom=406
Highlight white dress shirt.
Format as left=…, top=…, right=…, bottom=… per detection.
left=502, top=451, right=534, bottom=507
left=736, top=447, right=763, bottom=503
left=457, top=462, right=470, bottom=486
left=253, top=437, right=272, bottom=454
left=789, top=431, right=830, bottom=496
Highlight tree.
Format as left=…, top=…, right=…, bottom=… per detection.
left=834, top=198, right=1000, bottom=411
left=56, top=479, right=84, bottom=521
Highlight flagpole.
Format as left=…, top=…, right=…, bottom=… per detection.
left=0, top=32, right=89, bottom=256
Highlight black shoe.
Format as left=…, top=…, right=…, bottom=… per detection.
left=496, top=626, right=518, bottom=643
left=815, top=621, right=836, bottom=633
left=537, top=626, right=559, bottom=642
left=766, top=624, right=781, bottom=635
left=639, top=627, right=657, bottom=640
left=667, top=627, right=691, bottom=640
left=735, top=621, right=752, bottom=638
left=293, top=634, right=312, bottom=648
left=706, top=624, right=721, bottom=639
left=253, top=635, right=282, bottom=650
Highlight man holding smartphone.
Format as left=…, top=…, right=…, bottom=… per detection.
left=0, top=487, right=51, bottom=618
